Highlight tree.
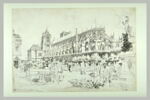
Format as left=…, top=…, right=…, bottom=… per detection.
left=121, top=33, right=132, bottom=52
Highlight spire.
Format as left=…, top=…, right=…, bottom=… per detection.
left=43, top=28, right=49, bottom=35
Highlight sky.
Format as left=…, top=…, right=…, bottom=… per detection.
left=12, top=8, right=136, bottom=59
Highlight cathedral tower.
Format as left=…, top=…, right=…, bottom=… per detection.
left=41, top=29, right=51, bottom=56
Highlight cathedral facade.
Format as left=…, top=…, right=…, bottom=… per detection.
left=51, top=27, right=122, bottom=60
left=27, top=27, right=122, bottom=62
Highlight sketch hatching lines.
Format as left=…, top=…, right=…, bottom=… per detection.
left=12, top=8, right=136, bottom=92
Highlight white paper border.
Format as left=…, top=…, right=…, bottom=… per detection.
left=3, top=3, right=147, bottom=97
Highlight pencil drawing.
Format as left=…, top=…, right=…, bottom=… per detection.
left=12, top=8, right=136, bottom=92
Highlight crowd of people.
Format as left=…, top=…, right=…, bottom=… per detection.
left=19, top=53, right=125, bottom=88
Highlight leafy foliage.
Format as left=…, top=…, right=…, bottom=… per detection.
left=121, top=33, right=132, bottom=52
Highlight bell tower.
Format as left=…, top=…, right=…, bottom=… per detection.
left=41, top=29, right=51, bottom=56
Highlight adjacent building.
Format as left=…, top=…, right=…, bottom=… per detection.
left=27, top=44, right=43, bottom=61
left=12, top=30, right=22, bottom=68
left=28, top=29, right=52, bottom=61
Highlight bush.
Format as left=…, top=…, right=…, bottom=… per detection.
left=32, top=78, right=39, bottom=82
left=69, top=79, right=105, bottom=89
left=121, top=33, right=132, bottom=52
